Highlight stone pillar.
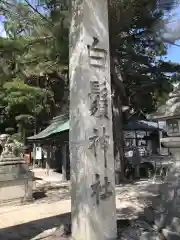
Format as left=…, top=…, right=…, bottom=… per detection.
left=62, top=144, right=67, bottom=182
left=69, top=0, right=117, bottom=240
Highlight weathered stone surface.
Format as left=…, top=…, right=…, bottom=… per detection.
left=152, top=137, right=180, bottom=239
left=56, top=224, right=71, bottom=237
left=32, top=224, right=71, bottom=240
left=135, top=220, right=153, bottom=232
left=162, top=229, right=180, bottom=240
left=0, top=159, right=33, bottom=204
left=0, top=161, right=29, bottom=182
left=31, top=228, right=57, bottom=240
left=119, top=227, right=139, bottom=240
left=140, top=232, right=160, bottom=240
left=149, top=84, right=180, bottom=120
left=69, top=0, right=116, bottom=239
left=142, top=207, right=155, bottom=224
left=163, top=217, right=180, bottom=234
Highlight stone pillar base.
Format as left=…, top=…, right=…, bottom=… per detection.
left=0, top=160, right=34, bottom=205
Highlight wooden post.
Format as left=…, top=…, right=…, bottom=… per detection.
left=62, top=144, right=67, bottom=181
left=69, top=0, right=117, bottom=239
left=46, top=146, right=50, bottom=176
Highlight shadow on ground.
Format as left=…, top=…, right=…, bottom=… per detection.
left=116, top=180, right=162, bottom=220
left=0, top=213, right=71, bottom=240
left=33, top=177, right=43, bottom=181
left=0, top=180, right=162, bottom=240
left=33, top=191, right=47, bottom=200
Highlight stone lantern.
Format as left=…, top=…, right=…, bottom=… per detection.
left=150, top=84, right=180, bottom=157
left=149, top=84, right=180, bottom=238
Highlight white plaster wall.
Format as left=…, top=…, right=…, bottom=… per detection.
left=69, top=0, right=117, bottom=239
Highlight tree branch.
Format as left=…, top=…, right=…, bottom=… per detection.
left=24, top=0, right=54, bottom=26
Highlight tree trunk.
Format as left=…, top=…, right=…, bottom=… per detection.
left=112, top=83, right=125, bottom=184
left=110, top=54, right=126, bottom=183
left=46, top=146, right=50, bottom=176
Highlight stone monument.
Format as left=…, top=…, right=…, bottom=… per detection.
left=69, top=0, right=117, bottom=239
left=0, top=134, right=33, bottom=204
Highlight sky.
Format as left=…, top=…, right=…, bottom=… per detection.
left=163, top=4, right=180, bottom=62
left=166, top=42, right=180, bottom=62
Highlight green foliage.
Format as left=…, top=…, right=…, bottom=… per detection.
left=0, top=0, right=179, bottom=134
left=108, top=0, right=180, bottom=114
left=0, top=79, right=53, bottom=133
left=0, top=1, right=68, bottom=126
left=3, top=79, right=53, bottom=115
left=0, top=0, right=68, bottom=77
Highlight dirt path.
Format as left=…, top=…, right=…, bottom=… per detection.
left=0, top=180, right=162, bottom=240
left=0, top=200, right=71, bottom=229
